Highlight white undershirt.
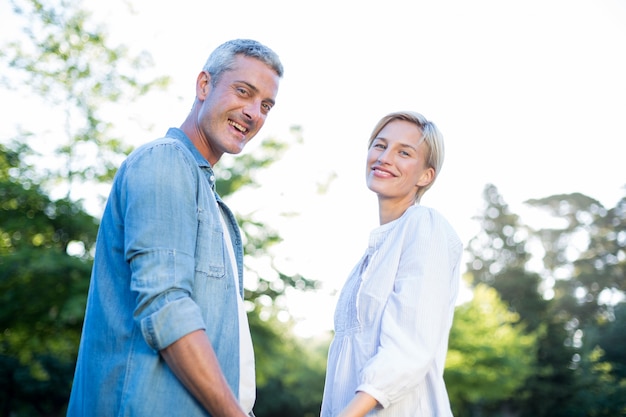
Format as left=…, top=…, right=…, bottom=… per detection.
left=219, top=212, right=255, bottom=413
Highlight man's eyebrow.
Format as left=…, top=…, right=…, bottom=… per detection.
left=235, top=80, right=258, bottom=93
left=235, top=80, right=276, bottom=106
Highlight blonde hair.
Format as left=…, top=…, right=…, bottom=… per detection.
left=367, top=111, right=445, bottom=202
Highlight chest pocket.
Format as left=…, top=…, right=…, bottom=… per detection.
left=195, top=207, right=226, bottom=279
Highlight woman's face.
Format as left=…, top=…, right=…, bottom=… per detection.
left=365, top=119, right=434, bottom=205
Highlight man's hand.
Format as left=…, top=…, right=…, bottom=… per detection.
left=161, top=330, right=248, bottom=417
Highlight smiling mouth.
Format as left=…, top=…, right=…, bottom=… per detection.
left=372, top=167, right=394, bottom=177
left=228, top=120, right=248, bottom=134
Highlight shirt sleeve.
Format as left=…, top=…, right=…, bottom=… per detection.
left=121, top=141, right=207, bottom=351
left=357, top=208, right=463, bottom=407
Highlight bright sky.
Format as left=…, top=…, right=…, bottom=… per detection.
left=3, top=0, right=626, bottom=337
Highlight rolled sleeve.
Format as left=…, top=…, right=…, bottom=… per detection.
left=130, top=249, right=206, bottom=351
left=141, top=296, right=206, bottom=351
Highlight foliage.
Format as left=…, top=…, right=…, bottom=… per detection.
left=446, top=282, right=538, bottom=416
left=462, top=183, right=626, bottom=417
left=1, top=0, right=169, bottom=199
left=525, top=192, right=626, bottom=327
left=589, top=302, right=626, bottom=380
left=0, top=141, right=98, bottom=416
left=249, top=311, right=328, bottom=417
left=466, top=183, right=531, bottom=283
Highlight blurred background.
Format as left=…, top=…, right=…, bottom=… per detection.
left=1, top=0, right=625, bottom=416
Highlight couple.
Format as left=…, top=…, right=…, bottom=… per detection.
left=66, top=39, right=462, bottom=417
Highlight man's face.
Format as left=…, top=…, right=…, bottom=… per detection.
left=197, top=55, right=280, bottom=161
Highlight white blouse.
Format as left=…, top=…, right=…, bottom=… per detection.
left=321, top=205, right=463, bottom=416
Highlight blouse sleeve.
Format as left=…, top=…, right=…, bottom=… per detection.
left=357, top=208, right=463, bottom=407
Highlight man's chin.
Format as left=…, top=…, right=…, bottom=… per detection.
left=225, top=144, right=246, bottom=155
left=234, top=138, right=252, bottom=153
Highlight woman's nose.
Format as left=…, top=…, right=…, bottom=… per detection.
left=377, top=149, right=392, bottom=164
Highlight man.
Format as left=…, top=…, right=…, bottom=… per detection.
left=67, top=39, right=284, bottom=417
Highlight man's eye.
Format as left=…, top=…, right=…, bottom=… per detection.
left=236, top=87, right=248, bottom=95
left=262, top=102, right=272, bottom=112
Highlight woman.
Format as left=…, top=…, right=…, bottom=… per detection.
left=321, top=111, right=463, bottom=416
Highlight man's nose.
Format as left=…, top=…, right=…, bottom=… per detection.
left=242, top=101, right=262, bottom=122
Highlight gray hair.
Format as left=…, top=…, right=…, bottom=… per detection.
left=202, top=39, right=284, bottom=86
left=367, top=111, right=445, bottom=202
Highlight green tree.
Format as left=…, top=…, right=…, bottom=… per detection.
left=0, top=141, right=98, bottom=416
left=583, top=302, right=626, bottom=415
left=446, top=282, right=538, bottom=417
left=465, top=184, right=626, bottom=417
left=1, top=0, right=169, bottom=201
left=465, top=185, right=575, bottom=416
left=522, top=192, right=626, bottom=416
left=589, top=302, right=626, bottom=380
left=250, top=312, right=328, bottom=417
left=525, top=192, right=626, bottom=329
left=466, top=184, right=549, bottom=331
left=466, top=183, right=531, bottom=284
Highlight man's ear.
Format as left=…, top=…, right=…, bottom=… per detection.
left=196, top=71, right=211, bottom=99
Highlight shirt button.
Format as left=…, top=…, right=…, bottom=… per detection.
left=209, top=175, right=215, bottom=182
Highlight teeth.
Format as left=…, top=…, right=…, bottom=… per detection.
left=229, top=120, right=247, bottom=133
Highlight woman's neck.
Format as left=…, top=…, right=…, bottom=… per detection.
left=377, top=198, right=415, bottom=225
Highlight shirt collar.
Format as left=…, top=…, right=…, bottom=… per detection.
left=165, top=127, right=216, bottom=189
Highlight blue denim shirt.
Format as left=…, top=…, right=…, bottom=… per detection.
left=67, top=128, right=245, bottom=417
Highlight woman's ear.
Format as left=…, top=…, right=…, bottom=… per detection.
left=417, top=167, right=435, bottom=187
